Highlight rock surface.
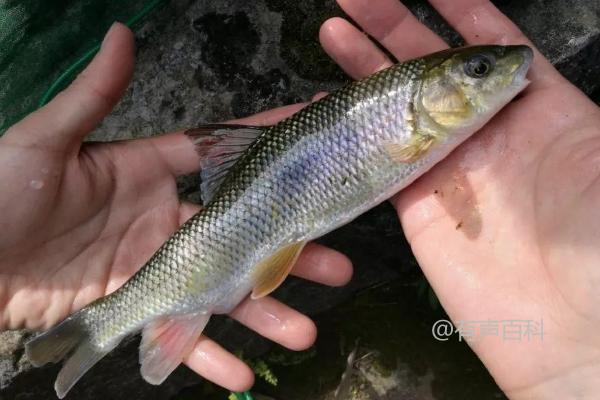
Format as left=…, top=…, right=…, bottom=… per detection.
left=2, top=0, right=600, bottom=399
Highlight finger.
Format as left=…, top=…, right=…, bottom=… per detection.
left=184, top=335, right=254, bottom=392
left=145, top=102, right=312, bottom=177
left=232, top=101, right=311, bottom=126
left=292, top=242, right=353, bottom=286
left=337, top=0, right=447, bottom=60
left=320, top=17, right=392, bottom=79
left=312, top=91, right=328, bottom=102
left=6, top=23, right=135, bottom=151
left=178, top=201, right=201, bottom=225
left=427, top=0, right=561, bottom=86
left=230, top=296, right=317, bottom=351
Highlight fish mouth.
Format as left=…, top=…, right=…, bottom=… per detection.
left=510, top=45, right=534, bottom=87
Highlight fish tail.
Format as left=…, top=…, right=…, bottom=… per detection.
left=25, top=309, right=118, bottom=399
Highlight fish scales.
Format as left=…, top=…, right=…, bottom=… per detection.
left=90, top=58, right=427, bottom=347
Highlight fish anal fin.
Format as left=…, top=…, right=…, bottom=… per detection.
left=385, top=134, right=438, bottom=163
left=186, top=124, right=266, bottom=204
left=251, top=241, right=307, bottom=299
left=139, top=313, right=211, bottom=385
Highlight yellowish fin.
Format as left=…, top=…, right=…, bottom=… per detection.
left=251, top=241, right=307, bottom=299
left=385, top=134, right=438, bottom=163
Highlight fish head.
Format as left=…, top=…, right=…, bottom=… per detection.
left=417, top=45, right=533, bottom=136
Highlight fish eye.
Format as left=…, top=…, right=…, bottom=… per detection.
left=464, top=54, right=495, bottom=78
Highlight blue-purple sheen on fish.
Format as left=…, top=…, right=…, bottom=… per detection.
left=25, top=45, right=532, bottom=398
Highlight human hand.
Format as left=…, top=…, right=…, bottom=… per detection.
left=319, top=0, right=600, bottom=398
left=0, top=23, right=352, bottom=392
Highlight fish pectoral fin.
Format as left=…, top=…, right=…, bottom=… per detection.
left=140, top=312, right=211, bottom=385
left=251, top=241, right=307, bottom=299
left=186, top=124, right=266, bottom=204
left=384, top=134, right=438, bottom=163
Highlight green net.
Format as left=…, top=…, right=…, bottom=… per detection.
left=0, top=0, right=168, bottom=135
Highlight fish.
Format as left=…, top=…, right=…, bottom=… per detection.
left=25, top=45, right=533, bottom=398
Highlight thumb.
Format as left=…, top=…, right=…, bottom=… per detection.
left=5, top=22, right=135, bottom=151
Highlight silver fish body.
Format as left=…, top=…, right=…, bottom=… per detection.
left=25, top=45, right=533, bottom=398
left=100, top=60, right=427, bottom=330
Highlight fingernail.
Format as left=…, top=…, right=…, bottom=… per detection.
left=101, top=22, right=119, bottom=49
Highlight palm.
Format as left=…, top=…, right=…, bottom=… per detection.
left=0, top=138, right=183, bottom=329
left=319, top=0, right=600, bottom=397
left=397, top=79, right=600, bottom=392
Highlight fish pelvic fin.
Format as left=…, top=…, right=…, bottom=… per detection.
left=186, top=124, right=266, bottom=204
left=251, top=240, right=307, bottom=299
left=25, top=310, right=116, bottom=399
left=139, top=312, right=211, bottom=385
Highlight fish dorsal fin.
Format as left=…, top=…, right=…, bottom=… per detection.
left=139, top=312, right=211, bottom=385
left=187, top=124, right=265, bottom=204
left=251, top=241, right=307, bottom=299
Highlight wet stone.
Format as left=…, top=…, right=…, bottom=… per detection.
left=192, top=11, right=261, bottom=91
